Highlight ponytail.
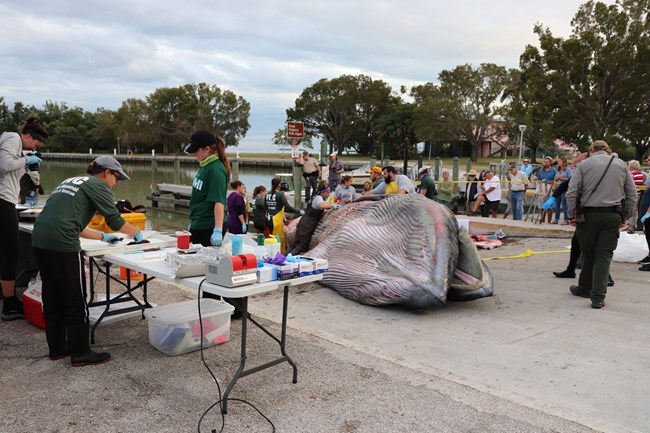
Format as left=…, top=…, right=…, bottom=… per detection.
left=215, top=137, right=231, bottom=179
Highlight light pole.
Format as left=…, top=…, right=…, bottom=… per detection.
left=517, top=124, right=527, bottom=164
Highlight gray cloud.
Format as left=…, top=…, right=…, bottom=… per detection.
left=0, top=0, right=592, bottom=151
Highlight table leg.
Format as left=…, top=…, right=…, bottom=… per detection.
left=281, top=285, right=298, bottom=383
left=221, top=297, right=249, bottom=414
left=90, top=261, right=112, bottom=344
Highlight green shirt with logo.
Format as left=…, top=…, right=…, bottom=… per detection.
left=189, top=159, right=228, bottom=230
left=32, top=175, right=126, bottom=252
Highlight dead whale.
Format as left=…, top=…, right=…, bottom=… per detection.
left=285, top=194, right=493, bottom=308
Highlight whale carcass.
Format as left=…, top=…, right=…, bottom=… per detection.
left=285, top=194, right=493, bottom=308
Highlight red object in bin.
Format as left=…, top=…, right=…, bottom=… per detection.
left=22, top=289, right=46, bottom=330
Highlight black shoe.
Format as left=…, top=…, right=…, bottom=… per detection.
left=639, top=264, right=650, bottom=272
left=570, top=285, right=590, bottom=298
left=49, top=352, right=70, bottom=361
left=591, top=301, right=605, bottom=309
left=607, top=275, right=615, bottom=287
left=71, top=350, right=111, bottom=367
left=553, top=269, right=576, bottom=278
left=638, top=255, right=650, bottom=265
left=1, top=298, right=25, bottom=321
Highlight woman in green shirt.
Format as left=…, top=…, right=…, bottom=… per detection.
left=32, top=156, right=144, bottom=366
left=184, top=130, right=230, bottom=247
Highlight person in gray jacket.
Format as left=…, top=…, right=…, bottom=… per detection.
left=565, top=140, right=637, bottom=309
left=0, top=117, right=48, bottom=321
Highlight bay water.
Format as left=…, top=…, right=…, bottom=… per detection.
left=36, top=160, right=282, bottom=234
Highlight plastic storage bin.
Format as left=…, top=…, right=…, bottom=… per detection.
left=144, top=299, right=234, bottom=356
left=88, top=212, right=147, bottom=233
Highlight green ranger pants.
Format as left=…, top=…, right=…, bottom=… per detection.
left=575, top=210, right=621, bottom=303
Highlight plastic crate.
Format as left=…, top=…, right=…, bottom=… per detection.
left=144, top=299, right=234, bottom=356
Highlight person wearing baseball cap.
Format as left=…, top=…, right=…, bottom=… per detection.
left=30, top=155, right=145, bottom=366
left=417, top=167, right=436, bottom=200
left=184, top=130, right=231, bottom=248
left=297, top=150, right=320, bottom=201
left=367, top=166, right=383, bottom=188
left=328, top=153, right=344, bottom=189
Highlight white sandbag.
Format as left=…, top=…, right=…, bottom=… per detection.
left=613, top=232, right=649, bottom=262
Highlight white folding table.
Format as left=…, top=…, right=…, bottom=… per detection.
left=104, top=249, right=323, bottom=413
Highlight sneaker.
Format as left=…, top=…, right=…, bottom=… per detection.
left=638, top=255, right=650, bottom=265
left=607, top=275, right=615, bottom=287
left=591, top=301, right=605, bottom=309
left=639, top=264, right=650, bottom=272
left=550, top=220, right=559, bottom=224
left=1, top=299, right=25, bottom=321
left=561, top=220, right=569, bottom=226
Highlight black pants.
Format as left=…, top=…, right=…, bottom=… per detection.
left=33, top=248, right=95, bottom=356
left=0, top=199, right=19, bottom=281
left=33, top=248, right=88, bottom=326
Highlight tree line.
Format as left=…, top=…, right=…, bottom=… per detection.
left=1, top=0, right=648, bottom=162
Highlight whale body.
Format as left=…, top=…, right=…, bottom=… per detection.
left=285, top=194, right=493, bottom=308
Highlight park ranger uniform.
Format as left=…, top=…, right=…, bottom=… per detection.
left=566, top=149, right=636, bottom=307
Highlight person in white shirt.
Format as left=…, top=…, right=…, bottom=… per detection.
left=481, top=170, right=502, bottom=218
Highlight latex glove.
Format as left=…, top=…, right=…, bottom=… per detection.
left=331, top=204, right=341, bottom=210
left=299, top=210, right=305, bottom=215
left=101, top=233, right=121, bottom=244
left=133, top=229, right=144, bottom=244
left=541, top=196, right=556, bottom=210
left=210, top=228, right=223, bottom=246
left=241, top=222, right=248, bottom=234
left=641, top=212, right=650, bottom=224
left=24, top=154, right=42, bottom=171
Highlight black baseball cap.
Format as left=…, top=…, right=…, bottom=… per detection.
left=184, top=130, right=216, bottom=154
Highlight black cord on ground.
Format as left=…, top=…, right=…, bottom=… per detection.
left=195, top=279, right=276, bottom=433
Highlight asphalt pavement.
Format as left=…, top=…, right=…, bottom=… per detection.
left=1, top=220, right=648, bottom=433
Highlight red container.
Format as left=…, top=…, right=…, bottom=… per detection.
left=176, top=231, right=191, bottom=249
left=22, top=287, right=46, bottom=330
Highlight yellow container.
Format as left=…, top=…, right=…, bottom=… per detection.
left=88, top=213, right=147, bottom=233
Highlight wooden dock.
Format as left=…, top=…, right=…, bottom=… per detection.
left=147, top=183, right=192, bottom=208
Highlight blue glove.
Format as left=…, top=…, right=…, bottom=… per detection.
left=241, top=222, right=248, bottom=234
left=101, top=233, right=121, bottom=244
left=24, top=154, right=42, bottom=171
left=541, top=196, right=556, bottom=210
left=641, top=212, right=650, bottom=224
left=133, top=229, right=144, bottom=244
left=332, top=204, right=341, bottom=210
left=299, top=210, right=305, bottom=215
left=210, top=228, right=223, bottom=246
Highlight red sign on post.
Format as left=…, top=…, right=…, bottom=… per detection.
left=287, top=121, right=304, bottom=139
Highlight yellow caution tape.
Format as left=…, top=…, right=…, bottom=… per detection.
left=482, top=248, right=570, bottom=261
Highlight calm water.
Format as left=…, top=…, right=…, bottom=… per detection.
left=36, top=160, right=282, bottom=234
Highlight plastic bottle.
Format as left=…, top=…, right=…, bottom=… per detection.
left=264, top=236, right=280, bottom=258
left=254, top=234, right=267, bottom=261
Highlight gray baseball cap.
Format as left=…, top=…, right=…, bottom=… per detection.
left=92, top=155, right=130, bottom=180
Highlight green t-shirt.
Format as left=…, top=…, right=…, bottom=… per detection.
left=189, top=159, right=228, bottom=230
left=419, top=175, right=437, bottom=200
left=32, top=175, right=126, bottom=252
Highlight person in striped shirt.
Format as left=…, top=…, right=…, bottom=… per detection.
left=627, top=160, right=646, bottom=233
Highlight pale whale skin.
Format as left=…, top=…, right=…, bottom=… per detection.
left=285, top=194, right=493, bottom=308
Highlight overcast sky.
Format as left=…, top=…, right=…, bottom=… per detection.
left=0, top=0, right=597, bottom=152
